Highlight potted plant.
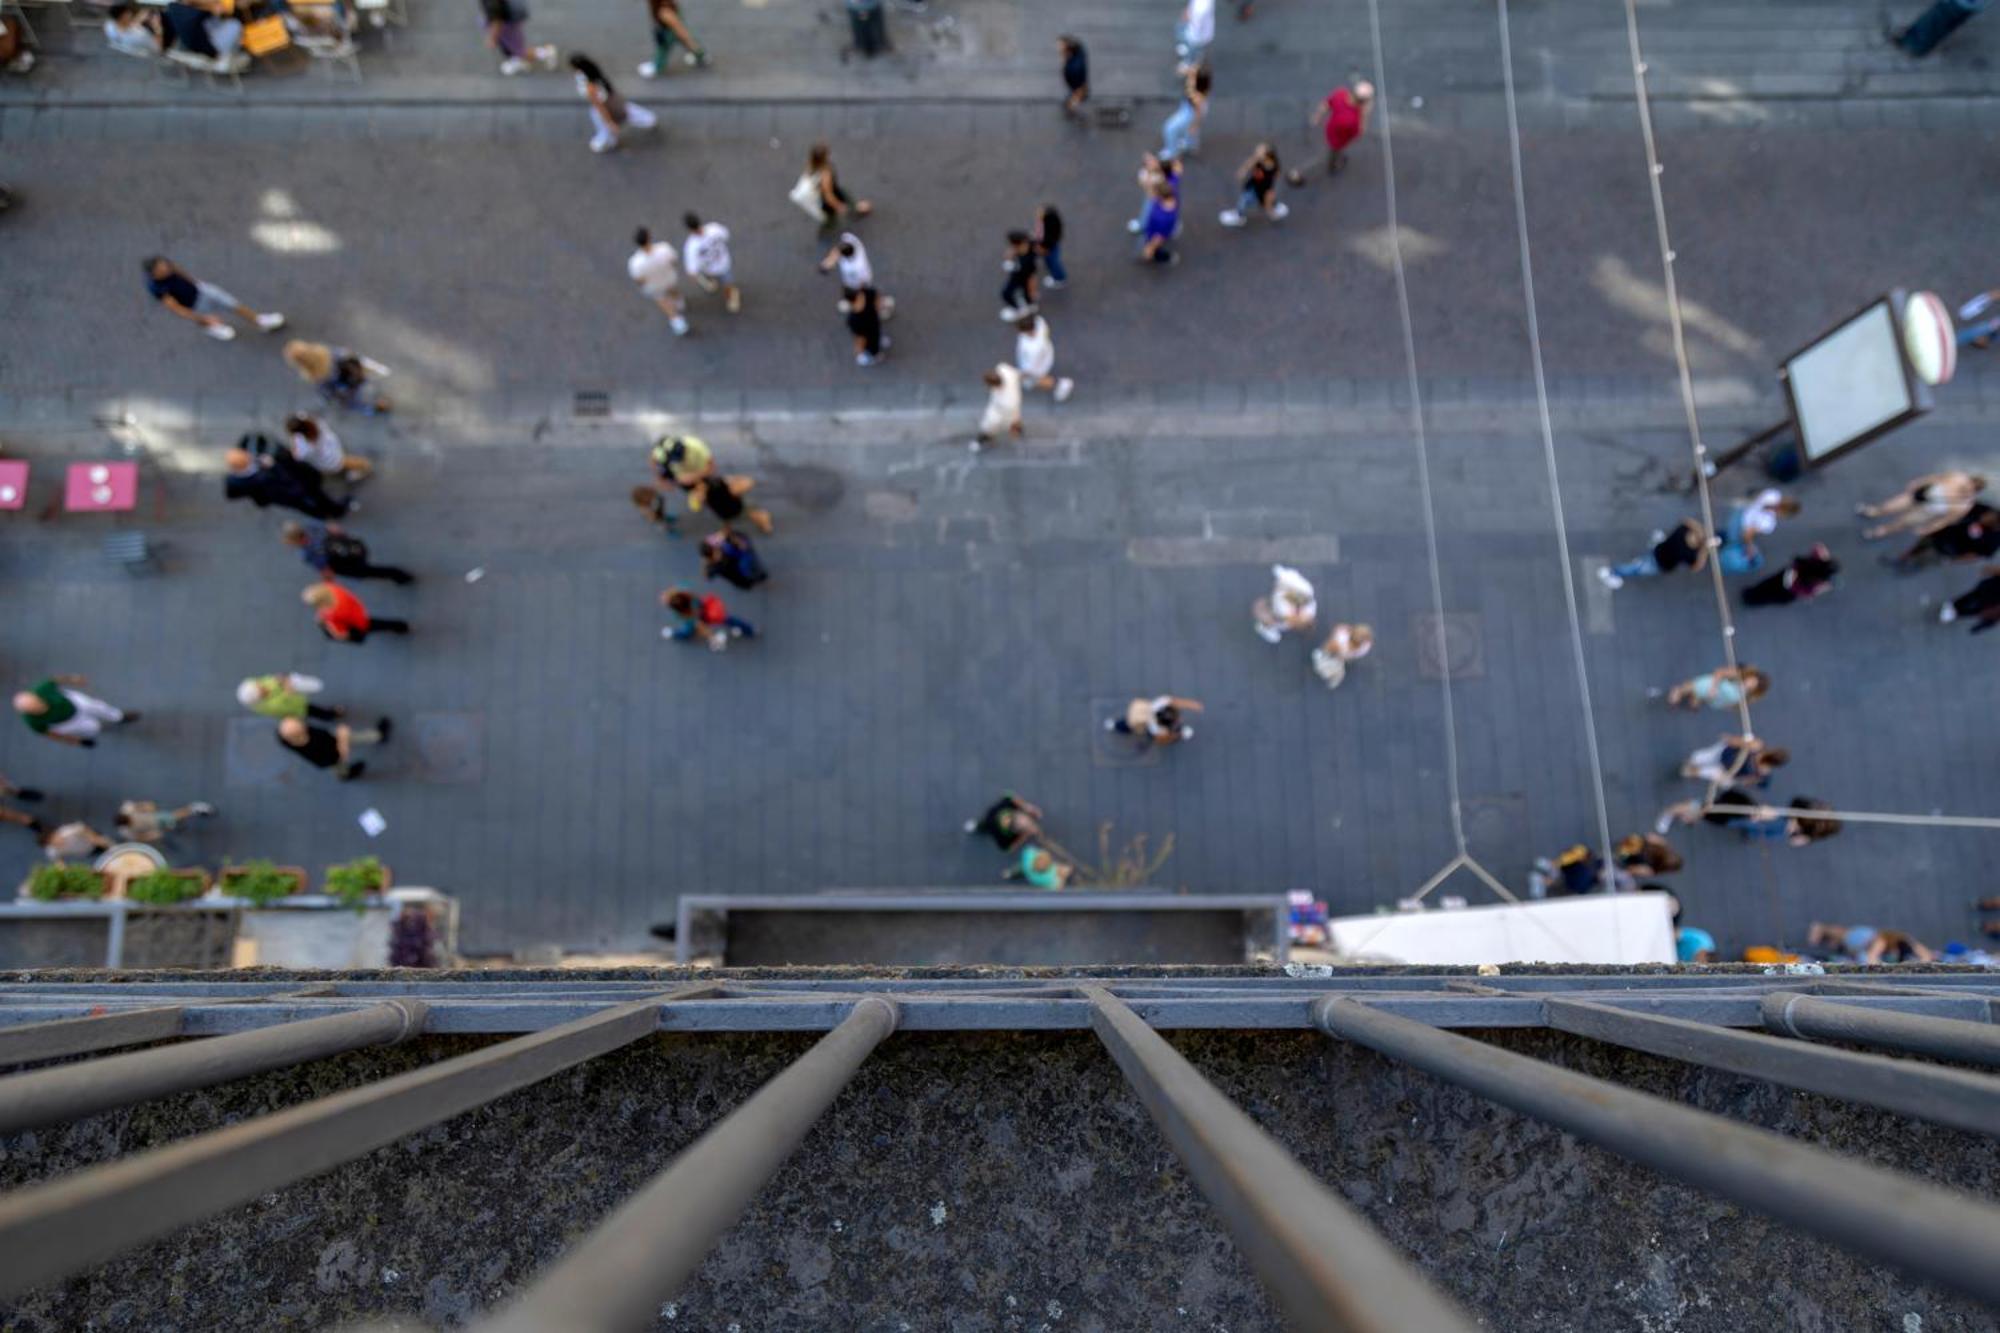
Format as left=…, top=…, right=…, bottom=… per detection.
left=323, top=856, right=389, bottom=911
left=127, top=867, right=211, bottom=905
left=215, top=860, right=306, bottom=907
left=25, top=863, right=108, bottom=902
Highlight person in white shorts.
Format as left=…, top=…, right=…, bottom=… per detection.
left=682, top=212, right=741, bottom=314
left=14, top=675, right=138, bottom=748
left=1013, top=314, right=1074, bottom=401
left=628, top=226, right=688, bottom=335
left=972, top=363, right=1023, bottom=452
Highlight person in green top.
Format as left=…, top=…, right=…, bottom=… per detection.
left=12, top=675, right=135, bottom=747
left=236, top=673, right=341, bottom=721
left=1018, top=844, right=1073, bottom=890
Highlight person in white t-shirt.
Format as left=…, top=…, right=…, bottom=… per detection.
left=681, top=212, right=741, bottom=314
left=1727, top=487, right=1800, bottom=567
left=1013, top=314, right=1074, bottom=402
left=819, top=232, right=892, bottom=315
left=972, top=364, right=1024, bottom=452
left=1175, top=0, right=1214, bottom=72
left=627, top=226, right=688, bottom=336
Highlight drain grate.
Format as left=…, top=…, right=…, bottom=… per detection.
left=573, top=390, right=610, bottom=418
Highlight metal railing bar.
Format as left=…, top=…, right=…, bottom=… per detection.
left=0, top=1005, right=186, bottom=1066
left=1443, top=980, right=1507, bottom=995
left=1762, top=993, right=2000, bottom=1069
left=1316, top=998, right=2000, bottom=1305
left=1545, top=998, right=2000, bottom=1138
left=1811, top=980, right=2000, bottom=1017
left=1084, top=988, right=1475, bottom=1333
left=474, top=998, right=899, bottom=1333
left=0, top=985, right=716, bottom=1302
left=0, top=1001, right=429, bottom=1137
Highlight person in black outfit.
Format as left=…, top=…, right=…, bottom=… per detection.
left=999, top=231, right=1039, bottom=320
left=223, top=444, right=350, bottom=520
left=1742, top=544, right=1839, bottom=607
left=277, top=715, right=390, bottom=781
left=965, top=793, right=1044, bottom=851
left=1895, top=503, right=2000, bottom=569
left=1058, top=35, right=1089, bottom=115
left=1034, top=204, right=1066, bottom=289
left=847, top=285, right=888, bottom=367
left=281, top=520, right=415, bottom=585
left=1598, top=517, right=1709, bottom=590
left=1938, top=565, right=2000, bottom=632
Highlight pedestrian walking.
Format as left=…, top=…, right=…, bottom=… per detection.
left=965, top=792, right=1044, bottom=851
left=14, top=676, right=137, bottom=748
left=1808, top=921, right=1933, bottom=962
left=1058, top=35, right=1088, bottom=115
left=1742, top=544, right=1839, bottom=607
left=304, top=580, right=410, bottom=644
left=631, top=484, right=682, bottom=536
left=1174, top=0, right=1213, bottom=72
left=162, top=0, right=244, bottom=59
left=687, top=472, right=775, bottom=533
left=237, top=671, right=342, bottom=722
left=1014, top=314, right=1075, bottom=401
left=282, top=519, right=416, bottom=585
left=1310, top=80, right=1373, bottom=179
left=1159, top=63, right=1211, bottom=161
left=1889, top=0, right=1985, bottom=55
left=1137, top=182, right=1181, bottom=266
left=1893, top=501, right=2000, bottom=568
left=1858, top=469, right=1985, bottom=539
left=1251, top=564, right=1316, bottom=644
left=847, top=285, right=890, bottom=366
left=662, top=587, right=756, bottom=647
left=284, top=414, right=371, bottom=482
left=700, top=527, right=768, bottom=590
left=999, top=231, right=1040, bottom=322
left=794, top=143, right=871, bottom=229
left=1663, top=664, right=1770, bottom=711
left=1126, top=153, right=1182, bottom=234
left=682, top=213, right=741, bottom=313
left=41, top=821, right=111, bottom=863
left=284, top=341, right=393, bottom=415
left=478, top=0, right=556, bottom=75
left=652, top=433, right=715, bottom=496
left=1033, top=204, right=1066, bottom=289
left=0, top=775, right=46, bottom=836
left=143, top=257, right=283, bottom=342
left=819, top=233, right=895, bottom=324
left=1527, top=843, right=1621, bottom=897
left=573, top=55, right=657, bottom=154
left=1677, top=733, right=1788, bottom=788
left=1660, top=790, right=1841, bottom=846
left=638, top=0, right=707, bottom=76
left=1597, top=517, right=1710, bottom=590
left=1106, top=694, right=1203, bottom=746
left=1719, top=488, right=1798, bottom=574
left=1615, top=831, right=1683, bottom=878
left=278, top=715, right=390, bottom=781
left=1014, top=845, right=1074, bottom=890
left=1936, top=565, right=2000, bottom=631
left=224, top=443, right=351, bottom=520
left=628, top=226, right=689, bottom=335
left=116, top=798, right=217, bottom=844
left=1220, top=144, right=1289, bottom=227
left=1311, top=623, right=1373, bottom=690
left=970, top=363, right=1024, bottom=452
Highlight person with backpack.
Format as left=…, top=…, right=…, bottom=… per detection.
left=224, top=441, right=350, bottom=520
left=700, top=528, right=768, bottom=590
left=281, top=520, right=415, bottom=585
left=573, top=54, right=657, bottom=154
left=661, top=586, right=756, bottom=648
left=477, top=0, right=556, bottom=75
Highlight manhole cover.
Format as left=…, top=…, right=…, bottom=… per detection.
left=413, top=712, right=484, bottom=784
left=1413, top=613, right=1483, bottom=680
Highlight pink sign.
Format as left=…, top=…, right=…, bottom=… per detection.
left=64, top=461, right=138, bottom=513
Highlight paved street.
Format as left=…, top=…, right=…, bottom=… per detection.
left=1, top=1, right=1999, bottom=959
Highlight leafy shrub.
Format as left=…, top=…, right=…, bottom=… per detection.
left=220, top=860, right=299, bottom=907
left=128, top=870, right=202, bottom=905
left=28, top=864, right=104, bottom=901
left=324, top=856, right=385, bottom=911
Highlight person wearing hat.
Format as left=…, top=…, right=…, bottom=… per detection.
left=1311, top=79, right=1373, bottom=176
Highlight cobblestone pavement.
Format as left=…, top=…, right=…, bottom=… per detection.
left=1, top=0, right=1998, bottom=958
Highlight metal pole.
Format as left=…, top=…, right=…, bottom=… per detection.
left=0, top=1000, right=428, bottom=1135
left=0, top=987, right=715, bottom=1302
left=1316, top=997, right=2000, bottom=1306
left=477, top=997, right=898, bottom=1333
left=1762, top=992, right=2000, bottom=1069
left=1088, top=988, right=1476, bottom=1333
left=1545, top=999, right=2000, bottom=1138
left=0, top=1005, right=185, bottom=1066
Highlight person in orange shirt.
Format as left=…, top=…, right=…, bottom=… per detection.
left=302, top=580, right=410, bottom=644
